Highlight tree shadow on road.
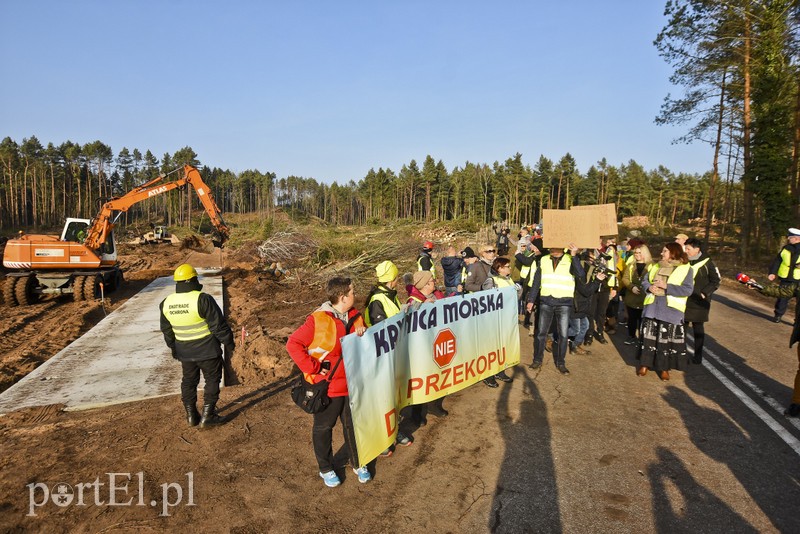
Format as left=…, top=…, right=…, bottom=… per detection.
left=647, top=446, right=756, bottom=533
left=711, top=293, right=774, bottom=322
left=662, top=385, right=800, bottom=532
left=488, top=366, right=561, bottom=533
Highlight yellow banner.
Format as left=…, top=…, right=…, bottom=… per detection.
left=342, top=286, right=521, bottom=466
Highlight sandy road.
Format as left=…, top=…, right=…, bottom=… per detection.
left=1, top=285, right=799, bottom=533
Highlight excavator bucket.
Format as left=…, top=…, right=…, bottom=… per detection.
left=180, top=235, right=215, bottom=254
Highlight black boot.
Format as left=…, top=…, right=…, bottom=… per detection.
left=184, top=402, right=200, bottom=427
left=199, top=403, right=225, bottom=428
left=428, top=398, right=449, bottom=417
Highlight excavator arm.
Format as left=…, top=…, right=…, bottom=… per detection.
left=83, top=165, right=230, bottom=251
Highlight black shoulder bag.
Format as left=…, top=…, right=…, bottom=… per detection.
left=290, top=357, right=342, bottom=414
left=290, top=312, right=361, bottom=414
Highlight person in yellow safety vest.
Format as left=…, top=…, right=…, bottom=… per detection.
left=525, top=244, right=584, bottom=375
left=587, top=237, right=619, bottom=346
left=160, top=263, right=235, bottom=429
left=684, top=237, right=720, bottom=364
left=363, top=261, right=418, bottom=452
left=637, top=243, right=694, bottom=381
left=417, top=240, right=436, bottom=279
left=458, top=247, right=479, bottom=293
left=365, top=261, right=402, bottom=327
left=515, top=238, right=543, bottom=330
left=478, top=257, right=520, bottom=388
left=767, top=228, right=800, bottom=323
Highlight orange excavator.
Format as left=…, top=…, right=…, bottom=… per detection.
left=2, top=165, right=230, bottom=306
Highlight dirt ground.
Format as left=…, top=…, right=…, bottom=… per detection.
left=1, top=237, right=799, bottom=533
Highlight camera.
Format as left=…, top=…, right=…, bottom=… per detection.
left=588, top=252, right=616, bottom=278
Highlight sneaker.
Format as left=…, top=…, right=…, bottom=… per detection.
left=483, top=377, right=499, bottom=388
left=595, top=334, right=608, bottom=345
left=773, top=315, right=783, bottom=323
left=380, top=447, right=393, bottom=457
left=557, top=365, right=570, bottom=375
left=495, top=370, right=513, bottom=383
left=624, top=337, right=638, bottom=346
left=785, top=403, right=800, bottom=417
left=319, top=470, right=341, bottom=488
left=396, top=431, right=413, bottom=446
left=529, top=361, right=542, bottom=370
left=353, top=466, right=371, bottom=483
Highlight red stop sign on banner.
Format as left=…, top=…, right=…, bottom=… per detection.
left=433, top=329, right=457, bottom=368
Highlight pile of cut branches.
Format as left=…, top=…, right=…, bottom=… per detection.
left=256, top=231, right=318, bottom=263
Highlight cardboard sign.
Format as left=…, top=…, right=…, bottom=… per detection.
left=571, top=203, right=618, bottom=236
left=541, top=209, right=601, bottom=249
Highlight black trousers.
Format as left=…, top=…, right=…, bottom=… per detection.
left=312, top=395, right=360, bottom=473
left=590, top=289, right=611, bottom=337
left=181, top=358, right=222, bottom=406
left=690, top=322, right=706, bottom=362
left=626, top=307, right=643, bottom=338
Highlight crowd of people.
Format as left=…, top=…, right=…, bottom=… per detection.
left=155, top=220, right=800, bottom=490
left=156, top=223, right=799, bottom=489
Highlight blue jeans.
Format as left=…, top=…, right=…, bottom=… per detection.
left=534, top=303, right=571, bottom=366
left=569, top=316, right=589, bottom=345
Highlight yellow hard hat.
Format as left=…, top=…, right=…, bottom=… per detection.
left=174, top=263, right=198, bottom=282
left=375, top=260, right=399, bottom=283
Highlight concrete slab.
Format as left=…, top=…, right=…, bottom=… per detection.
left=0, top=270, right=225, bottom=414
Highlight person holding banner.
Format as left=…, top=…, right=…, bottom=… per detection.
left=286, top=277, right=369, bottom=487
left=406, top=270, right=450, bottom=423
left=365, top=261, right=402, bottom=327
left=465, top=244, right=496, bottom=293
left=365, top=261, right=416, bottom=450
left=526, top=245, right=583, bottom=375
left=441, top=246, right=465, bottom=297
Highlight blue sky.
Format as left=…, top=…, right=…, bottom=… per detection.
left=0, top=1, right=711, bottom=184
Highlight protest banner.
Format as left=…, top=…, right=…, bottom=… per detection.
left=541, top=209, right=600, bottom=249
left=341, top=286, right=521, bottom=466
left=571, top=203, right=618, bottom=236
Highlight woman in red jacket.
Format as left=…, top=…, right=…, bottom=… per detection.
left=286, top=277, right=368, bottom=488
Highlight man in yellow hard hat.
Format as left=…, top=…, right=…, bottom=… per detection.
left=160, top=263, right=235, bottom=429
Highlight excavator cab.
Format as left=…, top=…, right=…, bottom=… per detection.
left=61, top=218, right=116, bottom=260
left=61, top=219, right=90, bottom=243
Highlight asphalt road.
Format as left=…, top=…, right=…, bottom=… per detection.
left=475, top=285, right=800, bottom=533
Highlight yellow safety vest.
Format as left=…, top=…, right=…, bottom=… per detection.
left=491, top=275, right=515, bottom=288
left=777, top=249, right=800, bottom=279
left=162, top=291, right=211, bottom=341
left=417, top=256, right=436, bottom=278
left=519, top=254, right=538, bottom=287
left=540, top=255, right=575, bottom=298
left=364, top=291, right=401, bottom=326
left=643, top=263, right=692, bottom=312
left=605, top=252, right=617, bottom=287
